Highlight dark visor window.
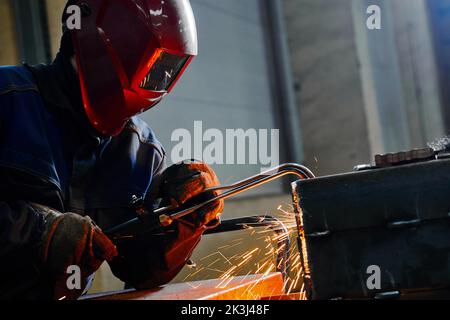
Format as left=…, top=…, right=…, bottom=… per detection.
left=139, top=51, right=189, bottom=92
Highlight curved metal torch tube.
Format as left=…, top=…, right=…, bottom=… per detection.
left=203, top=215, right=291, bottom=280
left=156, top=163, right=315, bottom=223
left=208, top=163, right=315, bottom=192
left=106, top=163, right=315, bottom=238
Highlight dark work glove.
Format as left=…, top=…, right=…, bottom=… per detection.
left=34, top=204, right=117, bottom=299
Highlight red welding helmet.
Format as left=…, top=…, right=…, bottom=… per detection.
left=68, top=0, right=197, bottom=136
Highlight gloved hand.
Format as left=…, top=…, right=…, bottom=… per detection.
left=33, top=204, right=117, bottom=299
left=109, top=161, right=223, bottom=289
left=151, top=160, right=224, bottom=228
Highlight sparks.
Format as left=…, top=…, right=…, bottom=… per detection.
left=183, top=204, right=307, bottom=300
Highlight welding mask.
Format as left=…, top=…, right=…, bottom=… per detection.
left=66, top=0, right=197, bottom=136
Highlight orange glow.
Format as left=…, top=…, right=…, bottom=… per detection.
left=146, top=48, right=164, bottom=69
left=183, top=204, right=308, bottom=300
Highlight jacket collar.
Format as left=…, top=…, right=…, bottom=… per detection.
left=25, top=52, right=105, bottom=144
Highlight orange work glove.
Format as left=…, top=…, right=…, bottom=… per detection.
left=34, top=204, right=117, bottom=299
left=152, top=160, right=224, bottom=228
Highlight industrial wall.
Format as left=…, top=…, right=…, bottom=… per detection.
left=353, top=0, right=444, bottom=154
left=283, top=0, right=371, bottom=176
left=283, top=0, right=445, bottom=176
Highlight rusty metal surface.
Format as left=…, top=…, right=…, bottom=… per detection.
left=374, top=148, right=435, bottom=168
left=85, top=273, right=284, bottom=300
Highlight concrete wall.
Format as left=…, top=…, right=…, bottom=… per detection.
left=283, top=0, right=371, bottom=176
left=353, top=0, right=412, bottom=154
left=390, top=0, right=444, bottom=146
left=352, top=0, right=444, bottom=155
left=283, top=0, right=445, bottom=174
left=0, top=0, right=19, bottom=65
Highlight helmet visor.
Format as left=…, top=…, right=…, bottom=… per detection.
left=139, top=49, right=190, bottom=92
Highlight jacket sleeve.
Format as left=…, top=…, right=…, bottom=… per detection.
left=0, top=201, right=45, bottom=290
left=0, top=187, right=47, bottom=297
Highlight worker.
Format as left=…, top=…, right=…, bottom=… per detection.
left=0, top=0, right=223, bottom=299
